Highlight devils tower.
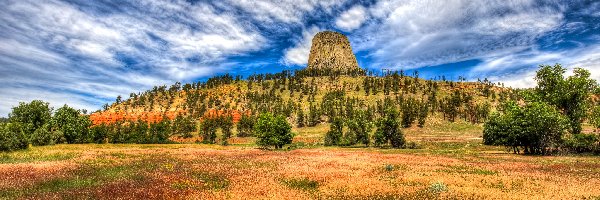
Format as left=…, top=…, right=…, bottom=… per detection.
left=307, top=31, right=359, bottom=70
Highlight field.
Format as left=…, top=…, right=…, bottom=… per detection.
left=1, top=122, right=599, bottom=199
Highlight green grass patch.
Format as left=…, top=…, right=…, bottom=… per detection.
left=192, top=172, right=229, bottom=190
left=282, top=177, right=319, bottom=191
left=438, top=165, right=498, bottom=175
left=0, top=151, right=77, bottom=164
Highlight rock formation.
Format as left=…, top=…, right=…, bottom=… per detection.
left=307, top=31, right=359, bottom=70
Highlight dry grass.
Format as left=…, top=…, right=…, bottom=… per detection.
left=0, top=142, right=598, bottom=199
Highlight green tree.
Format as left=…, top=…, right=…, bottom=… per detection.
left=51, top=105, right=90, bottom=144
left=148, top=119, right=171, bottom=144
left=534, top=64, right=597, bottom=134
left=324, top=117, right=343, bottom=146
left=346, top=110, right=373, bottom=146
left=374, top=108, right=405, bottom=148
left=483, top=101, right=567, bottom=155
left=0, top=122, right=29, bottom=151
left=173, top=116, right=196, bottom=138
left=296, top=108, right=305, bottom=128
left=200, top=118, right=218, bottom=144
left=237, top=114, right=256, bottom=137
left=8, top=100, right=52, bottom=137
left=591, top=105, right=600, bottom=129
left=219, top=115, right=234, bottom=145
left=255, top=112, right=294, bottom=149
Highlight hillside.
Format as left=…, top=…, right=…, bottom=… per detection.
left=92, top=71, right=515, bottom=127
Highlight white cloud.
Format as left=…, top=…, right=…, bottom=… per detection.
left=478, top=43, right=600, bottom=88
left=335, top=5, right=368, bottom=32
left=221, top=0, right=347, bottom=24
left=0, top=0, right=268, bottom=115
left=354, top=0, right=564, bottom=68
left=282, top=26, right=322, bottom=65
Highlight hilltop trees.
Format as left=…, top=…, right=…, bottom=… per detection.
left=255, top=112, right=293, bottom=149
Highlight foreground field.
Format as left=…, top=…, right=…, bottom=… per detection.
left=1, top=140, right=599, bottom=199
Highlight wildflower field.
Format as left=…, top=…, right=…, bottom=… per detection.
left=1, top=122, right=599, bottom=199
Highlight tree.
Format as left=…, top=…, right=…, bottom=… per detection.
left=9, top=100, right=52, bottom=137
left=219, top=115, right=234, bottom=145
left=374, top=108, right=405, bottom=148
left=237, top=114, right=256, bottom=137
left=296, top=109, right=305, bottom=128
left=148, top=119, right=171, bottom=144
left=417, top=101, right=429, bottom=128
left=200, top=118, right=218, bottom=144
left=324, top=117, right=343, bottom=146
left=345, top=110, right=372, bottom=146
left=255, top=112, right=294, bottom=149
left=591, top=105, right=600, bottom=129
left=30, top=123, right=57, bottom=146
left=534, top=64, right=597, bottom=134
left=51, top=105, right=90, bottom=144
left=172, top=116, right=196, bottom=138
left=483, top=101, right=567, bottom=155
left=0, top=122, right=29, bottom=151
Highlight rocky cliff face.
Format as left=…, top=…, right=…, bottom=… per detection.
left=307, top=31, right=359, bottom=70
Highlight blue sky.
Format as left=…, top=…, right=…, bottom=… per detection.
left=1, top=0, right=599, bottom=116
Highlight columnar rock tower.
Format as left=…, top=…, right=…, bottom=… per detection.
left=307, top=31, right=359, bottom=70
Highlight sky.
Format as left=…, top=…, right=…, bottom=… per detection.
left=1, top=0, right=599, bottom=116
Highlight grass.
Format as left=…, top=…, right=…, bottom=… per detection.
left=0, top=121, right=598, bottom=199
left=282, top=177, right=319, bottom=191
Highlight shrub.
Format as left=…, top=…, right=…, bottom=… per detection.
left=562, top=133, right=599, bottom=153
left=89, top=124, right=109, bottom=144
left=591, top=105, right=600, bottom=129
left=0, top=123, right=29, bottom=151
left=255, top=112, right=294, bottom=149
left=30, top=124, right=54, bottom=146
left=374, top=108, right=405, bottom=148
left=237, top=114, right=256, bottom=137
left=483, top=101, right=567, bottom=155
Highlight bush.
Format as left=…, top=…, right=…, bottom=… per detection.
left=237, top=114, right=256, bottom=137
left=591, top=105, right=600, bottom=129
left=483, top=101, right=567, bottom=155
left=374, top=108, right=405, bottom=148
left=562, top=133, right=599, bottom=153
left=0, top=123, right=29, bottom=151
left=255, top=112, right=294, bottom=149
left=89, top=124, right=109, bottom=144
left=345, top=110, right=372, bottom=146
left=30, top=124, right=54, bottom=146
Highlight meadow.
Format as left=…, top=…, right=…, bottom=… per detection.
left=1, top=121, right=599, bottom=200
